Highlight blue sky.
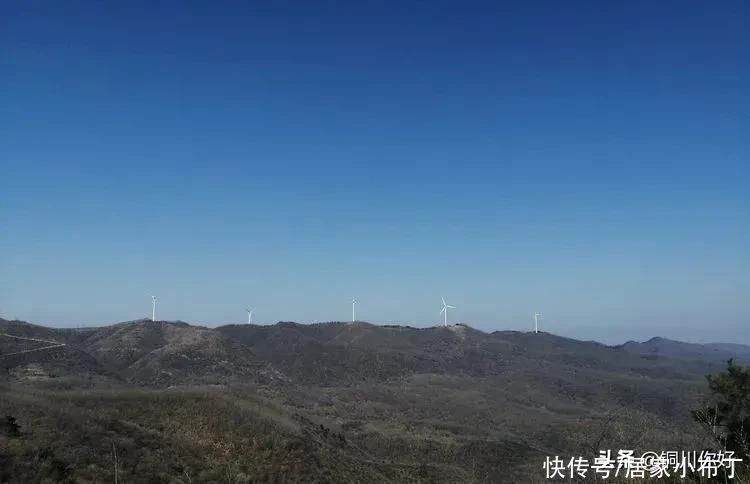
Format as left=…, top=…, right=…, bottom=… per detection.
left=1, top=1, right=748, bottom=344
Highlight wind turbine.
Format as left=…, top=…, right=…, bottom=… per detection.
left=151, top=296, right=157, bottom=322
left=246, top=308, right=254, bottom=324
left=351, top=298, right=357, bottom=323
left=440, top=297, right=456, bottom=327
left=534, top=312, right=541, bottom=334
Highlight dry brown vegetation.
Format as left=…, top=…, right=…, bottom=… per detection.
left=1, top=318, right=746, bottom=483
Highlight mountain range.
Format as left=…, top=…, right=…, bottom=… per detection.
left=1, top=317, right=745, bottom=483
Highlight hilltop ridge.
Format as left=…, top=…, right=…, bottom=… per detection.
left=1, top=317, right=733, bottom=388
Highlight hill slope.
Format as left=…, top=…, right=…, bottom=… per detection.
left=0, top=318, right=726, bottom=483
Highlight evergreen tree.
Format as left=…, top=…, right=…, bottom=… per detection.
left=693, top=359, right=750, bottom=476
left=2, top=416, right=20, bottom=438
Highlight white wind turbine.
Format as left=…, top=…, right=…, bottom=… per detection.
left=351, top=298, right=357, bottom=322
left=534, top=312, right=541, bottom=334
left=440, top=297, right=456, bottom=327
left=246, top=308, right=255, bottom=324
left=151, top=296, right=157, bottom=322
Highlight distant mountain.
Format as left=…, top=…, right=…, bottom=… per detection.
left=704, top=342, right=750, bottom=359
left=620, top=336, right=750, bottom=365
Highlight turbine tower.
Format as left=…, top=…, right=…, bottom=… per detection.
left=351, top=298, right=357, bottom=323
left=534, top=312, right=541, bottom=334
left=151, top=296, right=157, bottom=322
left=440, top=297, right=456, bottom=327
left=246, top=308, right=254, bottom=324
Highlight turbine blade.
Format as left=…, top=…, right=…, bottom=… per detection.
left=441, top=296, right=446, bottom=306
left=440, top=307, right=446, bottom=314
left=447, top=305, right=456, bottom=309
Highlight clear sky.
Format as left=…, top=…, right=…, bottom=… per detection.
left=1, top=1, right=748, bottom=344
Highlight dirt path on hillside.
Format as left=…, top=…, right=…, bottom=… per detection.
left=0, top=332, right=66, bottom=358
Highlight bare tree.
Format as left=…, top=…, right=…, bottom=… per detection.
left=111, top=442, right=118, bottom=484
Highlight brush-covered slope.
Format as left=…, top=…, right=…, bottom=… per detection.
left=1, top=385, right=459, bottom=484
left=0, top=318, right=727, bottom=483
left=79, top=320, right=283, bottom=385
left=0, top=318, right=95, bottom=345
left=3, top=318, right=724, bottom=388
left=1, top=319, right=282, bottom=386
left=217, top=322, right=517, bottom=384
left=0, top=318, right=114, bottom=383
